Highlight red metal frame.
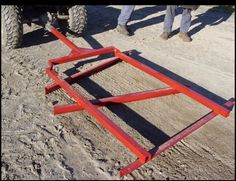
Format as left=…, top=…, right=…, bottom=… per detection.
left=44, top=24, right=235, bottom=177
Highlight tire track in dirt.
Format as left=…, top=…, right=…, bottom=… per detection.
left=1, top=46, right=108, bottom=180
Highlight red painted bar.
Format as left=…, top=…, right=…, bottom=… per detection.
left=116, top=51, right=230, bottom=117
left=45, top=57, right=121, bottom=94
left=47, top=25, right=114, bottom=68
left=53, top=87, right=180, bottom=114
left=48, top=25, right=81, bottom=52
left=49, top=46, right=115, bottom=65
left=46, top=67, right=151, bottom=163
left=119, top=99, right=234, bottom=177
left=120, top=159, right=143, bottom=177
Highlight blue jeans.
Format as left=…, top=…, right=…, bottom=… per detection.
left=163, top=5, right=192, bottom=33
left=118, top=5, right=135, bottom=26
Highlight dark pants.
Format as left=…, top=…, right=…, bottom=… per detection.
left=118, top=5, right=135, bottom=26
left=163, top=5, right=192, bottom=33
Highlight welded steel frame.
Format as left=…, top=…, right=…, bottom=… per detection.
left=44, top=24, right=235, bottom=177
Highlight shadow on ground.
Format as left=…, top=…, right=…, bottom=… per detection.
left=63, top=64, right=171, bottom=148
left=188, top=6, right=233, bottom=36
left=171, top=6, right=234, bottom=37
left=86, top=5, right=167, bottom=35
left=22, top=5, right=167, bottom=47
left=22, top=27, right=58, bottom=48
left=21, top=5, right=233, bottom=47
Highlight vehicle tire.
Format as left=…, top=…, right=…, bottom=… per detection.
left=59, top=5, right=87, bottom=37
left=1, top=5, right=23, bottom=49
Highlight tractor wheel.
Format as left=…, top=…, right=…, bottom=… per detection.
left=1, top=5, right=23, bottom=49
left=59, top=5, right=87, bottom=37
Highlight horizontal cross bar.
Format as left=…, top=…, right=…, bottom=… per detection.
left=49, top=46, right=115, bottom=66
left=45, top=57, right=121, bottom=94
left=53, top=87, right=180, bottom=114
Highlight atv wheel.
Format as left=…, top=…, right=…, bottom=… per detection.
left=59, top=5, right=87, bottom=37
left=1, top=5, right=23, bottom=49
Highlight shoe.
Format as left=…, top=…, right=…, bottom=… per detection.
left=179, top=32, right=192, bottom=42
left=116, top=25, right=131, bottom=36
left=160, top=32, right=170, bottom=40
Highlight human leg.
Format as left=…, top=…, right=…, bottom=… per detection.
left=179, top=8, right=192, bottom=42
left=117, top=5, right=135, bottom=26
left=160, top=5, right=177, bottom=40
left=117, top=5, right=135, bottom=36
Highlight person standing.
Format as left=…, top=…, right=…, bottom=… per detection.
left=160, top=5, right=199, bottom=42
left=116, top=5, right=135, bottom=36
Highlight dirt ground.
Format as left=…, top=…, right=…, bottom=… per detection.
left=1, top=5, right=235, bottom=180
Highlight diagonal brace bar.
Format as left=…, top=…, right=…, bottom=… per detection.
left=53, top=87, right=180, bottom=114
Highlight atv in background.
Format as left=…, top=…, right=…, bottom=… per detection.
left=1, top=5, right=87, bottom=49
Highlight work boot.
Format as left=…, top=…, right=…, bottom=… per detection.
left=178, top=32, right=192, bottom=42
left=116, top=25, right=131, bottom=36
left=160, top=32, right=170, bottom=40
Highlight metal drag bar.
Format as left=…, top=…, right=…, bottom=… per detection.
left=45, top=24, right=235, bottom=177
left=46, top=24, right=153, bottom=163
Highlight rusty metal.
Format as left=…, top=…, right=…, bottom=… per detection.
left=44, top=24, right=235, bottom=177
